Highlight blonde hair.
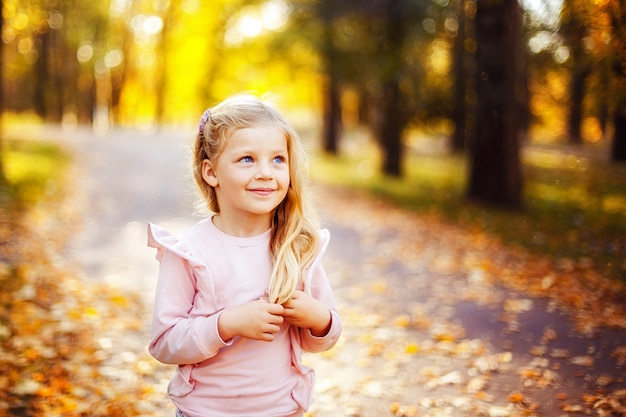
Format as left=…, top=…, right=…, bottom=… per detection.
left=193, top=94, right=319, bottom=304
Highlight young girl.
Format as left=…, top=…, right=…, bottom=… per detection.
left=147, top=94, right=342, bottom=417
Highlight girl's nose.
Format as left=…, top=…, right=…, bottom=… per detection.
left=255, top=162, right=273, bottom=179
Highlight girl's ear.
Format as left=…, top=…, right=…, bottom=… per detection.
left=202, top=159, right=219, bottom=187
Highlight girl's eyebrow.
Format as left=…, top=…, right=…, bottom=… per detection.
left=231, top=147, right=288, bottom=154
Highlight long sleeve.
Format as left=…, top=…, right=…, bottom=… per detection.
left=299, top=259, right=342, bottom=353
left=300, top=228, right=342, bottom=352
left=147, top=223, right=231, bottom=365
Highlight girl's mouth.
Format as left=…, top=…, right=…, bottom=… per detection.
left=249, top=188, right=274, bottom=196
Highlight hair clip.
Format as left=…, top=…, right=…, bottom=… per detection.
left=198, top=109, right=211, bottom=140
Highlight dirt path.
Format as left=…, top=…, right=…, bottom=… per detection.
left=311, top=186, right=626, bottom=416
left=46, top=125, right=626, bottom=417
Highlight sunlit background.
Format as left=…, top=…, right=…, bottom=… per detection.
left=2, top=0, right=617, bottom=142
left=2, top=0, right=626, bottom=279
left=2, top=2, right=626, bottom=416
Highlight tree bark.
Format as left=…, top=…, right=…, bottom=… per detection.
left=609, top=0, right=626, bottom=161
left=468, top=0, right=523, bottom=207
left=451, top=0, right=468, bottom=153
left=377, top=0, right=406, bottom=177
left=320, top=0, right=340, bottom=155
left=49, top=25, right=64, bottom=123
left=33, top=30, right=50, bottom=119
left=561, top=0, right=589, bottom=144
left=155, top=0, right=181, bottom=126
left=380, top=81, right=402, bottom=176
left=0, top=0, right=7, bottom=189
left=612, top=95, right=626, bottom=161
left=567, top=65, right=590, bottom=144
left=322, top=75, right=340, bottom=154
left=598, top=61, right=609, bottom=138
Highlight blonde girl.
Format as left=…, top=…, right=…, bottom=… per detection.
left=148, top=94, right=342, bottom=417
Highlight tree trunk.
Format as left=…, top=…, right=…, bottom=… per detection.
left=451, top=0, right=468, bottom=153
left=377, top=0, right=405, bottom=177
left=468, top=0, right=523, bottom=207
left=516, top=36, right=530, bottom=142
left=155, top=0, right=181, bottom=126
left=612, top=96, right=626, bottom=161
left=34, top=30, right=50, bottom=119
left=322, top=75, right=340, bottom=154
left=155, top=26, right=169, bottom=126
left=609, top=0, right=626, bottom=161
left=76, top=67, right=95, bottom=125
left=0, top=0, right=7, bottom=190
left=567, top=65, right=590, bottom=144
left=49, top=26, right=64, bottom=123
left=109, top=3, right=135, bottom=125
left=380, top=81, right=402, bottom=176
left=34, top=16, right=64, bottom=123
left=561, top=0, right=589, bottom=145
left=320, top=0, right=340, bottom=155
left=598, top=61, right=609, bottom=138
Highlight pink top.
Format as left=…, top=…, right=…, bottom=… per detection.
left=147, top=218, right=342, bottom=417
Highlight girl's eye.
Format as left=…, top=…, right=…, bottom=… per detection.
left=273, top=156, right=286, bottom=164
left=241, top=156, right=253, bottom=163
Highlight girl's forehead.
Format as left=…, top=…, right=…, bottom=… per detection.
left=232, top=122, right=282, bottom=132
left=225, top=125, right=288, bottom=148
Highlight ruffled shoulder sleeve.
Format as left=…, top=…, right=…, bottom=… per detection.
left=303, top=228, right=330, bottom=283
left=147, top=222, right=205, bottom=269
left=147, top=222, right=225, bottom=365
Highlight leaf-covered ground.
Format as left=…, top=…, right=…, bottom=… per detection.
left=307, top=185, right=626, bottom=417
left=0, top=196, right=172, bottom=416
left=1, top=131, right=625, bottom=417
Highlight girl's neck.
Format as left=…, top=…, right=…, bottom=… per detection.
left=212, top=213, right=271, bottom=237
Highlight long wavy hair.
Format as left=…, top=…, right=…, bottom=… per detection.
left=193, top=94, right=319, bottom=304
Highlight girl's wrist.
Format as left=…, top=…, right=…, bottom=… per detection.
left=310, top=309, right=332, bottom=337
left=217, top=310, right=235, bottom=342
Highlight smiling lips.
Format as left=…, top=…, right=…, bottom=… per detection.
left=249, top=188, right=275, bottom=196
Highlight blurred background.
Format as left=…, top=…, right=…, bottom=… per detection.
left=1, top=2, right=626, bottom=416
left=1, top=0, right=625, bottom=279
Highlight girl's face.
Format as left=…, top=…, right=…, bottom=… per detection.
left=202, top=124, right=290, bottom=224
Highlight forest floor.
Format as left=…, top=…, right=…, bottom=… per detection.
left=0, top=126, right=625, bottom=417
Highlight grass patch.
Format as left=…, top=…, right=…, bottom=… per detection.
left=1, top=139, right=70, bottom=205
left=310, top=145, right=626, bottom=282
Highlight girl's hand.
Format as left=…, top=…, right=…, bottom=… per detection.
left=282, top=290, right=332, bottom=337
left=218, top=300, right=285, bottom=342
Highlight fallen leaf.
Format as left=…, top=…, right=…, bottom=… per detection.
left=508, top=391, right=524, bottom=403
left=570, top=355, right=594, bottom=367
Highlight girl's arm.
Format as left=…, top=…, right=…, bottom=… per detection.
left=149, top=250, right=230, bottom=365
left=282, top=263, right=342, bottom=353
left=282, top=290, right=332, bottom=336
left=150, top=250, right=286, bottom=364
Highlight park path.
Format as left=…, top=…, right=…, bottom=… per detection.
left=40, top=125, right=626, bottom=417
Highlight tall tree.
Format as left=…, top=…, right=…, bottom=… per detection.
left=0, top=0, right=7, bottom=190
left=287, top=0, right=436, bottom=176
left=364, top=0, right=435, bottom=176
left=154, top=8, right=171, bottom=125
left=450, top=0, right=469, bottom=153
left=376, top=0, right=408, bottom=177
left=33, top=25, right=50, bottom=119
left=608, top=0, right=626, bottom=161
left=30, top=6, right=70, bottom=123
left=319, top=0, right=341, bottom=155
left=108, top=7, right=134, bottom=125
left=468, top=0, right=523, bottom=207
left=561, top=0, right=591, bottom=144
